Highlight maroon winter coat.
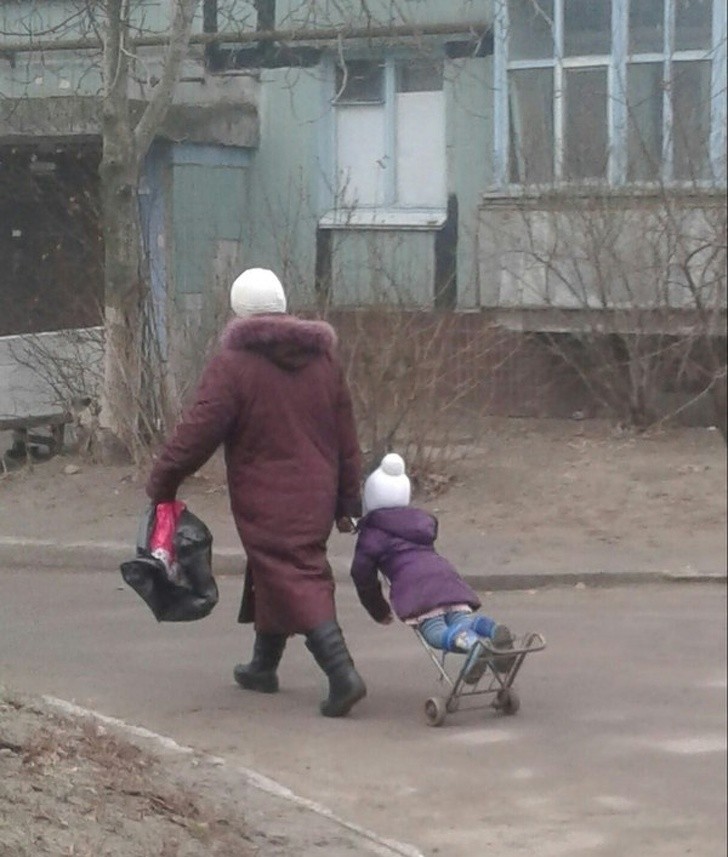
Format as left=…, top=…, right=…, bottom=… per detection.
left=146, top=314, right=362, bottom=635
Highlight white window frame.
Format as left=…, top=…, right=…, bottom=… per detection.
left=320, top=54, right=447, bottom=230
left=494, top=0, right=727, bottom=188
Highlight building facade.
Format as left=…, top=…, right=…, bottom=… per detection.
left=1, top=0, right=726, bottom=417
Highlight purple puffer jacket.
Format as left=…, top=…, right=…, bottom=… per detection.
left=350, top=507, right=481, bottom=622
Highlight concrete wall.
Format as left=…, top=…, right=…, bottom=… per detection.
left=276, top=0, right=490, bottom=28
left=0, top=0, right=494, bottom=318
left=477, top=191, right=727, bottom=327
left=0, top=329, right=103, bottom=418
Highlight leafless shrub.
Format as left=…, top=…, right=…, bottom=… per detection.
left=330, top=306, right=523, bottom=492
left=167, top=252, right=240, bottom=412
left=482, top=187, right=727, bottom=440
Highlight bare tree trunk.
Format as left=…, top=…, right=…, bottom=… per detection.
left=97, top=0, right=199, bottom=459
left=99, top=152, right=144, bottom=456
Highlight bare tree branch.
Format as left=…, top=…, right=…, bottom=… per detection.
left=133, top=0, right=200, bottom=157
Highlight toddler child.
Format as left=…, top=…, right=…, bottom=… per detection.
left=349, top=453, right=515, bottom=680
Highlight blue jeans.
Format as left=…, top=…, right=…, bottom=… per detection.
left=417, top=611, right=497, bottom=652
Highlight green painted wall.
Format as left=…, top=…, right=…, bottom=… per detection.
left=446, top=56, right=493, bottom=309
left=171, top=160, right=250, bottom=297
left=328, top=229, right=436, bottom=306
left=241, top=67, right=325, bottom=307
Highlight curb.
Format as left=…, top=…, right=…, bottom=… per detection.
left=42, top=696, right=425, bottom=857
left=0, top=538, right=244, bottom=576
left=462, top=570, right=727, bottom=589
left=0, top=538, right=724, bottom=589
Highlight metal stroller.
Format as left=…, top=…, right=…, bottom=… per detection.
left=414, top=629, right=546, bottom=727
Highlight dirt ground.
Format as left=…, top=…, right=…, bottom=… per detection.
left=0, top=417, right=726, bottom=855
left=0, top=690, right=257, bottom=857
left=1, top=416, right=725, bottom=575
left=428, top=417, right=727, bottom=578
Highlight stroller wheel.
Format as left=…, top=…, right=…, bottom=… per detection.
left=494, top=688, right=520, bottom=715
left=424, top=697, right=447, bottom=727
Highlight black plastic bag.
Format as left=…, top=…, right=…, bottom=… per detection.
left=120, top=504, right=218, bottom=622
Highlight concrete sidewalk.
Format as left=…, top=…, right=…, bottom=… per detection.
left=0, top=519, right=723, bottom=589
left=2, top=412, right=726, bottom=593
left=1, top=421, right=725, bottom=590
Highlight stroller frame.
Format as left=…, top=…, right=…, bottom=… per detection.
left=414, top=629, right=546, bottom=727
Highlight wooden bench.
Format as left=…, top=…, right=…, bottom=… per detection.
left=0, top=412, right=72, bottom=461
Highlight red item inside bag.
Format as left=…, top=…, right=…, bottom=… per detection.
left=149, top=501, right=186, bottom=571
left=121, top=502, right=217, bottom=622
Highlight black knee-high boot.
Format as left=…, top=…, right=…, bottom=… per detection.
left=305, top=620, right=366, bottom=717
left=234, top=632, right=288, bottom=693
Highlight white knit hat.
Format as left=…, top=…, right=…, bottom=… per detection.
left=230, top=268, right=287, bottom=317
left=364, top=453, right=411, bottom=513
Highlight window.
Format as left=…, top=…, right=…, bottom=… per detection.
left=496, top=0, right=727, bottom=186
left=327, top=56, right=446, bottom=224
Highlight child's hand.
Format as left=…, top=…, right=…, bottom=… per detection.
left=336, top=516, right=356, bottom=534
left=379, top=613, right=394, bottom=625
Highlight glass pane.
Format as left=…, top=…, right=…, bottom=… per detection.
left=564, top=67, right=608, bottom=179
left=627, top=63, right=663, bottom=181
left=335, top=60, right=384, bottom=103
left=564, top=0, right=611, bottom=56
left=396, top=59, right=443, bottom=93
left=507, top=0, right=555, bottom=61
left=672, top=60, right=711, bottom=180
left=509, top=68, right=554, bottom=183
left=675, top=0, right=712, bottom=51
left=629, top=0, right=665, bottom=54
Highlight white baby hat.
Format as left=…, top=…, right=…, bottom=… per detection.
left=364, top=453, right=412, bottom=513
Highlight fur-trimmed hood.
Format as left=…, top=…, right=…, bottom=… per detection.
left=220, top=314, right=337, bottom=371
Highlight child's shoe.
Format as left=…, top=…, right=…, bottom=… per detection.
left=490, top=624, right=516, bottom=673
left=462, top=643, right=489, bottom=685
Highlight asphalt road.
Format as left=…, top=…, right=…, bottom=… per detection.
left=0, top=567, right=725, bottom=857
